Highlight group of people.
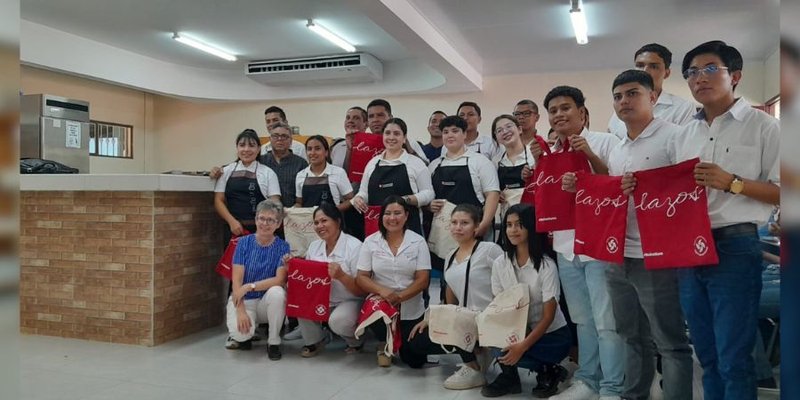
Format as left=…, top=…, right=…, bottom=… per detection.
left=212, top=40, right=780, bottom=400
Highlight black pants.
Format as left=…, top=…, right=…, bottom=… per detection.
left=401, top=326, right=477, bottom=368
left=367, top=317, right=422, bottom=361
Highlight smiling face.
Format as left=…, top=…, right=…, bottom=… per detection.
left=428, top=112, right=445, bottom=138
left=504, top=212, right=528, bottom=247
left=686, top=53, right=741, bottom=106
left=441, top=124, right=466, bottom=152
left=612, top=82, right=657, bottom=124
left=236, top=137, right=260, bottom=164
left=493, top=117, right=522, bottom=147
left=381, top=202, right=408, bottom=234
left=313, top=210, right=340, bottom=242
left=255, top=210, right=281, bottom=236
left=305, top=138, right=328, bottom=167
left=382, top=122, right=406, bottom=152
left=547, top=96, right=585, bottom=137
left=449, top=211, right=477, bottom=244
left=344, top=108, right=367, bottom=133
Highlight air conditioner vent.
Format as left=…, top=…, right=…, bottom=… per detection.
left=246, top=53, right=382, bottom=86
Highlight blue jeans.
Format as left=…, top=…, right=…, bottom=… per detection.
left=557, top=254, right=625, bottom=396
left=677, top=232, right=762, bottom=400
left=781, top=229, right=800, bottom=400
left=492, top=326, right=572, bottom=372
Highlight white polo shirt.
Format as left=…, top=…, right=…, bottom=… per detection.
left=670, top=98, right=780, bottom=229
left=295, top=163, right=354, bottom=205
left=262, top=140, right=307, bottom=161
left=354, top=150, right=435, bottom=206
left=357, top=230, right=432, bottom=320
left=551, top=128, right=620, bottom=261
left=491, top=255, right=567, bottom=333
left=608, top=118, right=681, bottom=258
left=443, top=242, right=504, bottom=312
left=428, top=148, right=501, bottom=203
left=305, top=233, right=363, bottom=304
left=440, top=134, right=497, bottom=162
left=608, top=92, right=697, bottom=139
left=213, top=160, right=282, bottom=199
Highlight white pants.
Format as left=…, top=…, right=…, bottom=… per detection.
left=298, top=300, right=362, bottom=347
left=226, top=286, right=286, bottom=345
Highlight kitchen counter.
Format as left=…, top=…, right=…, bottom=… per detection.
left=20, top=174, right=225, bottom=346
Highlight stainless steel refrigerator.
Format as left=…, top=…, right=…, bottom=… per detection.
left=21, top=94, right=90, bottom=173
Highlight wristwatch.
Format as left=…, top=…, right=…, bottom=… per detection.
left=249, top=283, right=256, bottom=291
left=727, top=174, right=744, bottom=194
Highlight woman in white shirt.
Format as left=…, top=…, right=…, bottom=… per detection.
left=214, top=129, right=282, bottom=237
left=356, top=195, right=431, bottom=367
left=296, top=202, right=365, bottom=357
left=352, top=118, right=434, bottom=235
left=493, top=115, right=535, bottom=199
left=404, top=204, right=503, bottom=390
left=482, top=203, right=572, bottom=398
left=294, top=135, right=354, bottom=211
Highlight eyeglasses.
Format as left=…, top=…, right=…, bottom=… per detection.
left=683, top=65, right=729, bottom=80
left=512, top=110, right=536, bottom=118
left=270, top=134, right=291, bottom=140
left=494, top=123, right=517, bottom=135
left=257, top=216, right=280, bottom=225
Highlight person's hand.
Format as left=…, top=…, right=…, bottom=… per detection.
left=498, top=192, right=506, bottom=204
left=621, top=173, right=637, bottom=196
left=430, top=199, right=445, bottom=214
left=694, top=162, right=735, bottom=191
left=351, top=196, right=368, bottom=214
left=530, top=140, right=544, bottom=161
left=328, top=262, right=344, bottom=280
left=521, top=165, right=532, bottom=180
left=236, top=309, right=252, bottom=335
left=475, top=221, right=490, bottom=238
left=345, top=131, right=356, bottom=147
left=210, top=166, right=223, bottom=180
left=408, top=319, right=428, bottom=340
left=498, top=341, right=529, bottom=366
left=561, top=172, right=577, bottom=193
left=229, top=220, right=244, bottom=236
left=568, top=135, right=595, bottom=157
left=232, top=284, right=251, bottom=306
left=381, top=290, right=401, bottom=306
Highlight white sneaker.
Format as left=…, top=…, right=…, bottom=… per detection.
left=443, top=365, right=486, bottom=390
left=283, top=326, right=302, bottom=341
left=548, top=380, right=599, bottom=400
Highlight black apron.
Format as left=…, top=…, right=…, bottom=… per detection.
left=367, top=160, right=423, bottom=235
left=496, top=151, right=529, bottom=190
left=300, top=172, right=334, bottom=207
left=431, top=157, right=483, bottom=208
left=224, top=161, right=265, bottom=232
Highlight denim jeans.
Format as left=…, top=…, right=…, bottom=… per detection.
left=678, top=232, right=762, bottom=400
left=557, top=254, right=625, bottom=396
left=489, top=325, right=572, bottom=372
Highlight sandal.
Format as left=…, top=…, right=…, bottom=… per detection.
left=300, top=340, right=325, bottom=358
left=344, top=344, right=364, bottom=354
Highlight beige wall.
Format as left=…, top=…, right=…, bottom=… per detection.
left=20, top=66, right=155, bottom=174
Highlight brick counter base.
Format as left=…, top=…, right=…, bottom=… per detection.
left=20, top=191, right=225, bottom=346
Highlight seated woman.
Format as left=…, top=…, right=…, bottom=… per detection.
left=483, top=203, right=572, bottom=398
left=297, top=202, right=365, bottom=357
left=225, top=199, right=291, bottom=361
left=403, top=204, right=504, bottom=390
left=356, top=196, right=431, bottom=367
left=295, top=135, right=354, bottom=211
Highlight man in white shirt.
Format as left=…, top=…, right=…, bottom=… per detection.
left=439, top=101, right=498, bottom=161
left=534, top=86, right=625, bottom=400
left=513, top=99, right=542, bottom=147
left=261, top=106, right=307, bottom=160
left=607, top=44, right=696, bottom=139
left=330, top=106, right=368, bottom=169
left=663, top=41, right=779, bottom=400
left=604, top=70, right=693, bottom=400
left=365, top=99, right=428, bottom=164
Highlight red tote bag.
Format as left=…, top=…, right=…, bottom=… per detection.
left=347, top=132, right=385, bottom=183
left=286, top=259, right=333, bottom=321
left=364, top=206, right=382, bottom=237
left=214, top=230, right=251, bottom=279
left=573, top=173, right=628, bottom=264
left=633, top=158, right=719, bottom=269
left=532, top=136, right=591, bottom=232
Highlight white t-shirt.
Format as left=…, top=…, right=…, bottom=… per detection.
left=669, top=98, right=780, bottom=229
left=551, top=128, right=620, bottom=262
left=355, top=150, right=434, bottom=206
left=491, top=255, right=566, bottom=333
left=608, top=118, right=680, bottom=258
left=439, top=134, right=496, bottom=162
left=428, top=148, right=501, bottom=203
left=262, top=140, right=307, bottom=161
left=443, top=242, right=504, bottom=312
left=357, top=230, right=431, bottom=320
left=305, top=233, right=363, bottom=304
left=213, top=160, right=282, bottom=199
left=608, top=92, right=696, bottom=139
left=294, top=163, right=354, bottom=205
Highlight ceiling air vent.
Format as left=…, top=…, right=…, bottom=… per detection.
left=246, top=53, right=383, bottom=86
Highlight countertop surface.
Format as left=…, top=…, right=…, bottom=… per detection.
left=20, top=174, right=216, bottom=191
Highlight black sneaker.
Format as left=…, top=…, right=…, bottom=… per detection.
left=225, top=338, right=252, bottom=350
left=531, top=364, right=568, bottom=398
left=267, top=345, right=282, bottom=360
left=480, top=363, right=521, bottom=397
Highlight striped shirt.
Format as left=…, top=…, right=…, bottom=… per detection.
left=233, top=235, right=290, bottom=300
left=260, top=152, right=308, bottom=207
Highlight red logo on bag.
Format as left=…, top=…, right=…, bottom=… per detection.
left=507, top=333, right=519, bottom=344
left=353, top=141, right=382, bottom=154
left=464, top=332, right=473, bottom=345
left=315, top=304, right=327, bottom=316
left=606, top=237, right=619, bottom=254
left=694, top=236, right=709, bottom=256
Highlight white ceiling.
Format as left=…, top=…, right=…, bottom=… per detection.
left=19, top=0, right=779, bottom=101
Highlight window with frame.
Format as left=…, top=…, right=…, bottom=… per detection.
left=88, top=120, right=133, bottom=158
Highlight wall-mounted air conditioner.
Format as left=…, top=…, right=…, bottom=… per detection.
left=245, top=53, right=383, bottom=86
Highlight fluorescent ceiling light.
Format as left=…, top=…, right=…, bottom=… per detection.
left=172, top=33, right=237, bottom=61
left=569, top=1, right=589, bottom=45
left=306, top=19, right=356, bottom=53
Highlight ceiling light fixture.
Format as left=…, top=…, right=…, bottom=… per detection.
left=569, top=0, right=589, bottom=45
left=306, top=19, right=356, bottom=53
left=172, top=33, right=237, bottom=61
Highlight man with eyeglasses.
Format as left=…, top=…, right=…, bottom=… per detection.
left=513, top=99, right=542, bottom=147
left=261, top=106, right=307, bottom=161
left=607, top=43, right=697, bottom=140
left=668, top=40, right=780, bottom=400
left=262, top=122, right=308, bottom=208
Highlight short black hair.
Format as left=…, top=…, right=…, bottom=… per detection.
left=264, top=106, right=287, bottom=121
left=515, top=99, right=539, bottom=113
left=348, top=106, right=367, bottom=120
left=612, top=69, right=655, bottom=92
left=457, top=101, right=481, bottom=117
left=378, top=195, right=410, bottom=238
left=313, top=201, right=344, bottom=231
left=367, top=99, right=392, bottom=114
left=543, top=86, right=586, bottom=110
left=438, top=115, right=468, bottom=132
left=682, top=40, right=743, bottom=77
left=635, top=43, right=673, bottom=68
left=431, top=110, right=447, bottom=117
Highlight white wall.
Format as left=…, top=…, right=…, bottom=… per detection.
left=764, top=48, right=780, bottom=101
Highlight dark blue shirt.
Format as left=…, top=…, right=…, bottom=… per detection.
left=233, top=235, right=291, bottom=300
